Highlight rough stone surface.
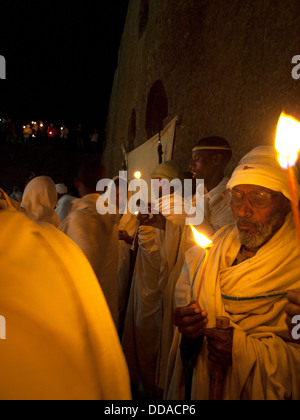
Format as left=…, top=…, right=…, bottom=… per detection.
left=104, top=0, right=300, bottom=178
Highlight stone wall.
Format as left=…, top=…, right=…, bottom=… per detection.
left=104, top=0, right=300, bottom=178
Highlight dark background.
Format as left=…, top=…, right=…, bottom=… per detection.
left=0, top=0, right=129, bottom=129
left=0, top=0, right=129, bottom=192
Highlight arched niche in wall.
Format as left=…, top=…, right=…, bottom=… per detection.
left=138, top=0, right=149, bottom=39
left=145, top=80, right=168, bottom=139
left=127, top=108, right=136, bottom=152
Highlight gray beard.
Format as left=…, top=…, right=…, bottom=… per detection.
left=235, top=212, right=283, bottom=249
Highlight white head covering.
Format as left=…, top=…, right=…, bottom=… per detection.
left=21, top=176, right=61, bottom=227
left=151, top=160, right=183, bottom=182
left=227, top=145, right=300, bottom=202
left=56, top=183, right=68, bottom=195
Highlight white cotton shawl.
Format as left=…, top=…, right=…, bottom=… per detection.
left=0, top=211, right=131, bottom=400
left=21, top=176, right=61, bottom=227
left=122, top=225, right=162, bottom=398
left=59, top=193, right=120, bottom=327
left=166, top=213, right=300, bottom=400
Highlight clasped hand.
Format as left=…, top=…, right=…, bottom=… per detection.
left=174, top=302, right=233, bottom=367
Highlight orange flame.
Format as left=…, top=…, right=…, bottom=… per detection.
left=275, top=112, right=300, bottom=168
left=191, top=226, right=212, bottom=249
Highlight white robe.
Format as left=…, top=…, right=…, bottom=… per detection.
left=59, top=194, right=120, bottom=328
left=157, top=177, right=235, bottom=389
left=0, top=211, right=131, bottom=400
left=123, top=191, right=187, bottom=398
left=166, top=213, right=300, bottom=400
left=118, top=210, right=139, bottom=313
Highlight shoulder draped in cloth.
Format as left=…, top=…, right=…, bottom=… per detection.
left=165, top=213, right=300, bottom=400
left=59, top=193, right=120, bottom=328
left=0, top=211, right=131, bottom=400
left=21, top=176, right=61, bottom=227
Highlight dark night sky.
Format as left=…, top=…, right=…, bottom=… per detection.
left=0, top=0, right=129, bottom=133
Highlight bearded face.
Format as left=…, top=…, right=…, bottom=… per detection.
left=230, top=185, right=291, bottom=250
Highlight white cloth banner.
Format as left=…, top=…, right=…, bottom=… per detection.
left=126, top=117, right=178, bottom=198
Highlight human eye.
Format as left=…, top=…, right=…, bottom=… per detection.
left=250, top=191, right=270, bottom=207
left=231, top=190, right=243, bottom=203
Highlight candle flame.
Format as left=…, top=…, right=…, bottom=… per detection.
left=134, top=171, right=142, bottom=179
left=275, top=112, right=300, bottom=168
left=191, top=226, right=212, bottom=249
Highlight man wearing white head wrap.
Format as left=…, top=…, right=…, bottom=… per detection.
left=157, top=137, right=235, bottom=392
left=165, top=145, right=300, bottom=400
left=21, top=176, right=61, bottom=227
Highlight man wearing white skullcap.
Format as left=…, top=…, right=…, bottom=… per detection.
left=165, top=145, right=300, bottom=400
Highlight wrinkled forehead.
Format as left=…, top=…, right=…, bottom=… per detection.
left=232, top=184, right=278, bottom=195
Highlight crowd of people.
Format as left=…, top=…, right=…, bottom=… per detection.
left=0, top=116, right=103, bottom=152
left=0, top=136, right=300, bottom=401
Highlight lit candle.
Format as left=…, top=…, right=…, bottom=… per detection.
left=134, top=171, right=147, bottom=205
left=191, top=226, right=213, bottom=302
left=275, top=112, right=300, bottom=252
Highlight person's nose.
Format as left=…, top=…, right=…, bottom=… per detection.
left=235, top=198, right=253, bottom=218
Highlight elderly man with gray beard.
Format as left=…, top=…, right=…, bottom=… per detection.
left=165, top=146, right=300, bottom=400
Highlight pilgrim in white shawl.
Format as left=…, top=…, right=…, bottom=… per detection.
left=165, top=145, right=300, bottom=400
left=21, top=176, right=61, bottom=227
left=0, top=210, right=131, bottom=400
left=157, top=137, right=235, bottom=391
left=122, top=160, right=186, bottom=399
left=59, top=158, right=120, bottom=328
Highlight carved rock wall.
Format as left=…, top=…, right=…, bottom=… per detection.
left=104, top=0, right=300, bottom=178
